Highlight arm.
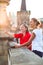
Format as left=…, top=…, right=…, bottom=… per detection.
left=14, top=33, right=23, bottom=38
left=5, top=31, right=14, bottom=37
left=15, top=32, right=36, bottom=48
left=5, top=31, right=23, bottom=38
left=20, top=33, right=36, bottom=47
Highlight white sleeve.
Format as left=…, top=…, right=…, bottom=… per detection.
left=32, top=29, right=37, bottom=35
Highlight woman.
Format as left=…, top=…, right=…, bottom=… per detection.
left=5, top=23, right=32, bottom=50
left=16, top=18, right=43, bottom=57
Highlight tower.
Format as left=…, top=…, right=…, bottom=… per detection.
left=21, top=0, right=26, bottom=11
left=17, top=0, right=31, bottom=29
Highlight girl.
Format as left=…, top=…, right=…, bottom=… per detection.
left=5, top=23, right=32, bottom=50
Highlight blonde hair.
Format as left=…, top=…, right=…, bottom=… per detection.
left=20, top=23, right=28, bottom=32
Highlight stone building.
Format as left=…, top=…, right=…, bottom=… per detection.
left=17, top=0, right=31, bottom=29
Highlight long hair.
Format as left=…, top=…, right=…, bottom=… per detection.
left=20, top=23, right=28, bottom=32
left=31, top=18, right=40, bottom=26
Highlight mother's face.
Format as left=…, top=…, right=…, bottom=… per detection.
left=30, top=19, right=35, bottom=28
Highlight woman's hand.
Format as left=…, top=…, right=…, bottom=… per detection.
left=15, top=44, right=21, bottom=48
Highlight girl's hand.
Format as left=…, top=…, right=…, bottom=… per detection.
left=5, top=31, right=13, bottom=37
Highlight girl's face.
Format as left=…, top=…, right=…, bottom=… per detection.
left=20, top=25, right=27, bottom=33
left=30, top=19, right=36, bottom=28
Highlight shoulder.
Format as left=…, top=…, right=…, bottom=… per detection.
left=32, top=29, right=38, bottom=36
left=32, top=29, right=38, bottom=33
left=26, top=32, right=31, bottom=36
left=33, top=28, right=42, bottom=32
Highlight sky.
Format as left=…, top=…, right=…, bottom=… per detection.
left=7, top=0, right=43, bottom=18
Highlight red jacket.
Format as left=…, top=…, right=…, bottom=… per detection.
left=14, top=32, right=32, bottom=50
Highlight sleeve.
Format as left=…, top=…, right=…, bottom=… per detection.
left=13, top=33, right=23, bottom=38
left=29, top=32, right=31, bottom=38
left=32, top=29, right=36, bottom=35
